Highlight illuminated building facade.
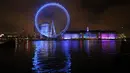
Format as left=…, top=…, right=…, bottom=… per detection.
left=40, top=21, right=56, bottom=38
left=62, top=30, right=118, bottom=40
left=62, top=33, right=80, bottom=39
left=100, top=33, right=116, bottom=39
left=40, top=23, right=50, bottom=38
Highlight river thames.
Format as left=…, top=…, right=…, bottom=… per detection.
left=0, top=39, right=130, bottom=73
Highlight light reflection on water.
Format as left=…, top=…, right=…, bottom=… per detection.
left=32, top=40, right=71, bottom=73
left=32, top=40, right=118, bottom=73
left=102, top=40, right=116, bottom=54
left=84, top=40, right=91, bottom=56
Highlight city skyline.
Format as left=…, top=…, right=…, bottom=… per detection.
left=0, top=0, right=130, bottom=36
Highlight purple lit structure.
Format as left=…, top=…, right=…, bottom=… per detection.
left=62, top=30, right=117, bottom=40
left=101, top=33, right=116, bottom=39
left=63, top=34, right=80, bottom=39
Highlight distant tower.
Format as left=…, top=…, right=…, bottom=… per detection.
left=87, top=27, right=89, bottom=32
left=86, top=26, right=90, bottom=38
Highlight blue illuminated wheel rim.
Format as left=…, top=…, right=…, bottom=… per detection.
left=35, top=3, right=70, bottom=38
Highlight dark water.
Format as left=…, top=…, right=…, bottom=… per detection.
left=0, top=39, right=130, bottom=73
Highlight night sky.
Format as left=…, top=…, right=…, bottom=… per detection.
left=0, top=0, right=130, bottom=36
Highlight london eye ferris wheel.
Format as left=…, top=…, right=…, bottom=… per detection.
left=34, top=3, right=70, bottom=38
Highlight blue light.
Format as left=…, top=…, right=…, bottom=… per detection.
left=71, top=34, right=79, bottom=39
left=63, top=34, right=80, bottom=39
left=40, top=23, right=50, bottom=37
left=35, top=3, right=70, bottom=38
left=61, top=40, right=71, bottom=72
left=32, top=41, right=71, bottom=73
left=84, top=33, right=97, bottom=39
left=40, top=21, right=57, bottom=38
left=71, top=40, right=79, bottom=49
left=89, top=33, right=97, bottom=38
left=71, top=40, right=79, bottom=52
left=84, top=40, right=91, bottom=56
left=32, top=41, right=52, bottom=72
left=63, top=34, right=71, bottom=39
